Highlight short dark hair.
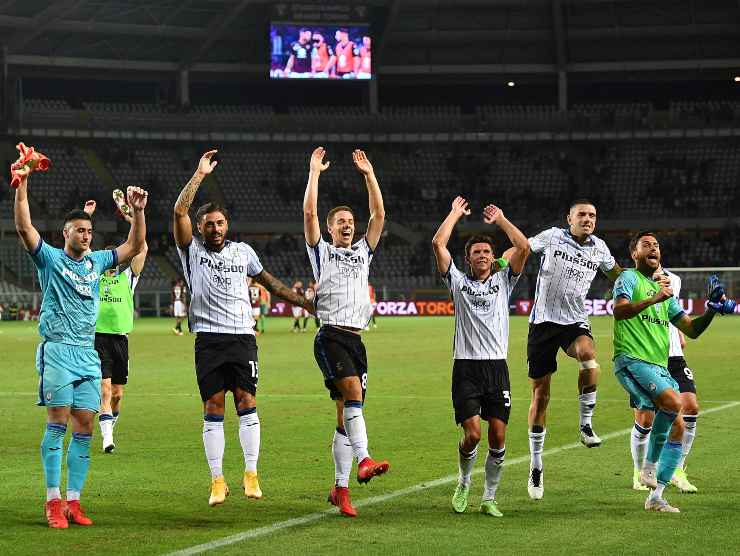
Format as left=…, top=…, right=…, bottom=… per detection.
left=195, top=203, right=229, bottom=223
left=326, top=205, right=354, bottom=226
left=464, top=234, right=496, bottom=258
left=629, top=230, right=658, bottom=253
left=63, top=209, right=92, bottom=226
left=569, top=199, right=596, bottom=211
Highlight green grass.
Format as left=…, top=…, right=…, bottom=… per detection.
left=1, top=316, right=739, bottom=555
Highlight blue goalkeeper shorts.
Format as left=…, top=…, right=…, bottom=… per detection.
left=36, top=341, right=102, bottom=413
left=613, top=354, right=678, bottom=411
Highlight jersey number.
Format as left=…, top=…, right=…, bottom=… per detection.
left=503, top=390, right=511, bottom=408
left=683, top=367, right=694, bottom=381
left=361, top=372, right=368, bottom=390
left=249, top=361, right=259, bottom=379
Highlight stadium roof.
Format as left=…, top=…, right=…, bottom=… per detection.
left=1, top=0, right=738, bottom=83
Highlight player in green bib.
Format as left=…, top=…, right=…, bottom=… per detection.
left=84, top=198, right=148, bottom=452
left=612, top=231, right=735, bottom=513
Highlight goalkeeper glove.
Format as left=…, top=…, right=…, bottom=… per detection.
left=706, top=275, right=736, bottom=315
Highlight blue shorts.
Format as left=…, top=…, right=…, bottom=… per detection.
left=36, top=341, right=102, bottom=413
left=613, top=354, right=678, bottom=411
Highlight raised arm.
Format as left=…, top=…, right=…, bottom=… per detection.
left=14, top=175, right=41, bottom=252
left=253, top=269, right=313, bottom=313
left=119, top=201, right=147, bottom=275
left=174, top=150, right=218, bottom=248
left=432, top=197, right=470, bottom=274
left=674, top=275, right=736, bottom=338
left=483, top=203, right=530, bottom=275
left=304, top=147, right=330, bottom=247
left=353, top=149, right=385, bottom=251
left=115, top=187, right=148, bottom=266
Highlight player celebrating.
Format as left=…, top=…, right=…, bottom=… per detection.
left=304, top=147, right=389, bottom=518
left=432, top=197, right=530, bottom=517
left=172, top=278, right=188, bottom=335
left=525, top=200, right=622, bottom=499
left=174, top=149, right=313, bottom=507
left=83, top=197, right=148, bottom=454
left=291, top=280, right=305, bottom=332
left=15, top=169, right=147, bottom=528
left=612, top=231, right=734, bottom=512
left=629, top=266, right=700, bottom=493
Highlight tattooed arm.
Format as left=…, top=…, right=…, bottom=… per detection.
left=253, top=269, right=314, bottom=314
left=173, top=150, right=218, bottom=248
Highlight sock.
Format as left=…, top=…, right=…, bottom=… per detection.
left=630, top=422, right=651, bottom=470
left=483, top=446, right=505, bottom=500
left=302, top=318, right=308, bottom=329
left=653, top=483, right=666, bottom=499
left=528, top=427, right=546, bottom=470
left=41, top=423, right=66, bottom=498
left=656, top=440, right=683, bottom=486
left=66, top=432, right=92, bottom=498
left=66, top=490, right=80, bottom=501
left=112, top=411, right=120, bottom=428
left=238, top=408, right=260, bottom=473
left=99, top=413, right=114, bottom=444
left=332, top=427, right=353, bottom=488
left=203, top=414, right=225, bottom=478
left=458, top=442, right=478, bottom=488
left=343, top=401, right=370, bottom=463
left=677, top=415, right=698, bottom=470
left=578, top=391, right=597, bottom=428
left=646, top=410, right=677, bottom=464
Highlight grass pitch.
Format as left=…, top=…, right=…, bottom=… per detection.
left=1, top=316, right=739, bottom=555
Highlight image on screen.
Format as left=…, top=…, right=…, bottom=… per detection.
left=270, top=23, right=372, bottom=80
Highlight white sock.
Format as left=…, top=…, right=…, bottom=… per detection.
left=529, top=428, right=546, bottom=470
left=343, top=402, right=370, bottom=463
left=483, top=447, right=505, bottom=500
left=202, top=416, right=225, bottom=478
left=653, top=483, right=666, bottom=499
left=631, top=422, right=651, bottom=471
left=99, top=416, right=114, bottom=446
left=458, top=443, right=478, bottom=488
left=677, top=415, right=697, bottom=470
left=238, top=410, right=260, bottom=473
left=46, top=487, right=61, bottom=501
left=578, top=391, right=597, bottom=428
left=66, top=490, right=80, bottom=501
left=332, top=427, right=353, bottom=488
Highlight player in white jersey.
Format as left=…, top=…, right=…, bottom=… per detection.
left=291, top=280, right=305, bottom=332
left=432, top=197, right=530, bottom=517
left=526, top=200, right=623, bottom=500
left=304, top=146, right=389, bottom=518
left=174, top=149, right=313, bottom=507
left=628, top=268, right=700, bottom=493
left=172, top=278, right=188, bottom=336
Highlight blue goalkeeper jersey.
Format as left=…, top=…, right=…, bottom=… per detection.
left=29, top=239, right=117, bottom=347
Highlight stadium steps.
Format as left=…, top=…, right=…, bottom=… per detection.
left=150, top=254, right=180, bottom=282
left=79, top=148, right=116, bottom=190
left=385, top=220, right=424, bottom=244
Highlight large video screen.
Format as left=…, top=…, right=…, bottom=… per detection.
left=270, top=24, right=372, bottom=80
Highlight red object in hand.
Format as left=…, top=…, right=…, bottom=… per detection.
left=9, top=142, right=52, bottom=188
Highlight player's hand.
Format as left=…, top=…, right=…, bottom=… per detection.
left=482, top=204, right=504, bottom=225
left=654, top=284, right=673, bottom=303
left=197, top=150, right=218, bottom=176
left=83, top=200, right=96, bottom=215
left=652, top=273, right=671, bottom=289
left=352, top=149, right=373, bottom=176
left=451, top=196, right=471, bottom=218
left=127, top=186, right=148, bottom=212
left=310, top=147, right=331, bottom=173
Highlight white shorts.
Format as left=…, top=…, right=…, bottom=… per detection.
left=292, top=306, right=303, bottom=318
left=252, top=307, right=261, bottom=319
left=174, top=301, right=187, bottom=318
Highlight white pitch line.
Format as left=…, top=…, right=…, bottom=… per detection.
left=165, top=400, right=740, bottom=556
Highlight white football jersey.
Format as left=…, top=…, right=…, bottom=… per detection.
left=529, top=227, right=616, bottom=326
left=306, top=237, right=373, bottom=329
left=446, top=261, right=519, bottom=360
left=177, top=238, right=263, bottom=334
left=664, top=269, right=684, bottom=358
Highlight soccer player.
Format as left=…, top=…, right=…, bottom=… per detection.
left=612, top=231, right=734, bottom=512
left=304, top=147, right=389, bottom=518
left=432, top=197, right=530, bottom=517
left=525, top=200, right=622, bottom=499
left=83, top=198, right=148, bottom=453
left=291, top=280, right=305, bottom=332
left=330, top=28, right=358, bottom=78
left=303, top=280, right=318, bottom=331
left=174, top=149, right=313, bottom=507
left=172, top=278, right=188, bottom=336
left=15, top=171, right=147, bottom=528
left=357, top=35, right=372, bottom=79
left=628, top=267, right=700, bottom=493
left=368, top=282, right=378, bottom=329
left=248, top=279, right=262, bottom=336
left=311, top=32, right=335, bottom=77
left=258, top=283, right=271, bottom=334
left=284, top=27, right=313, bottom=78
